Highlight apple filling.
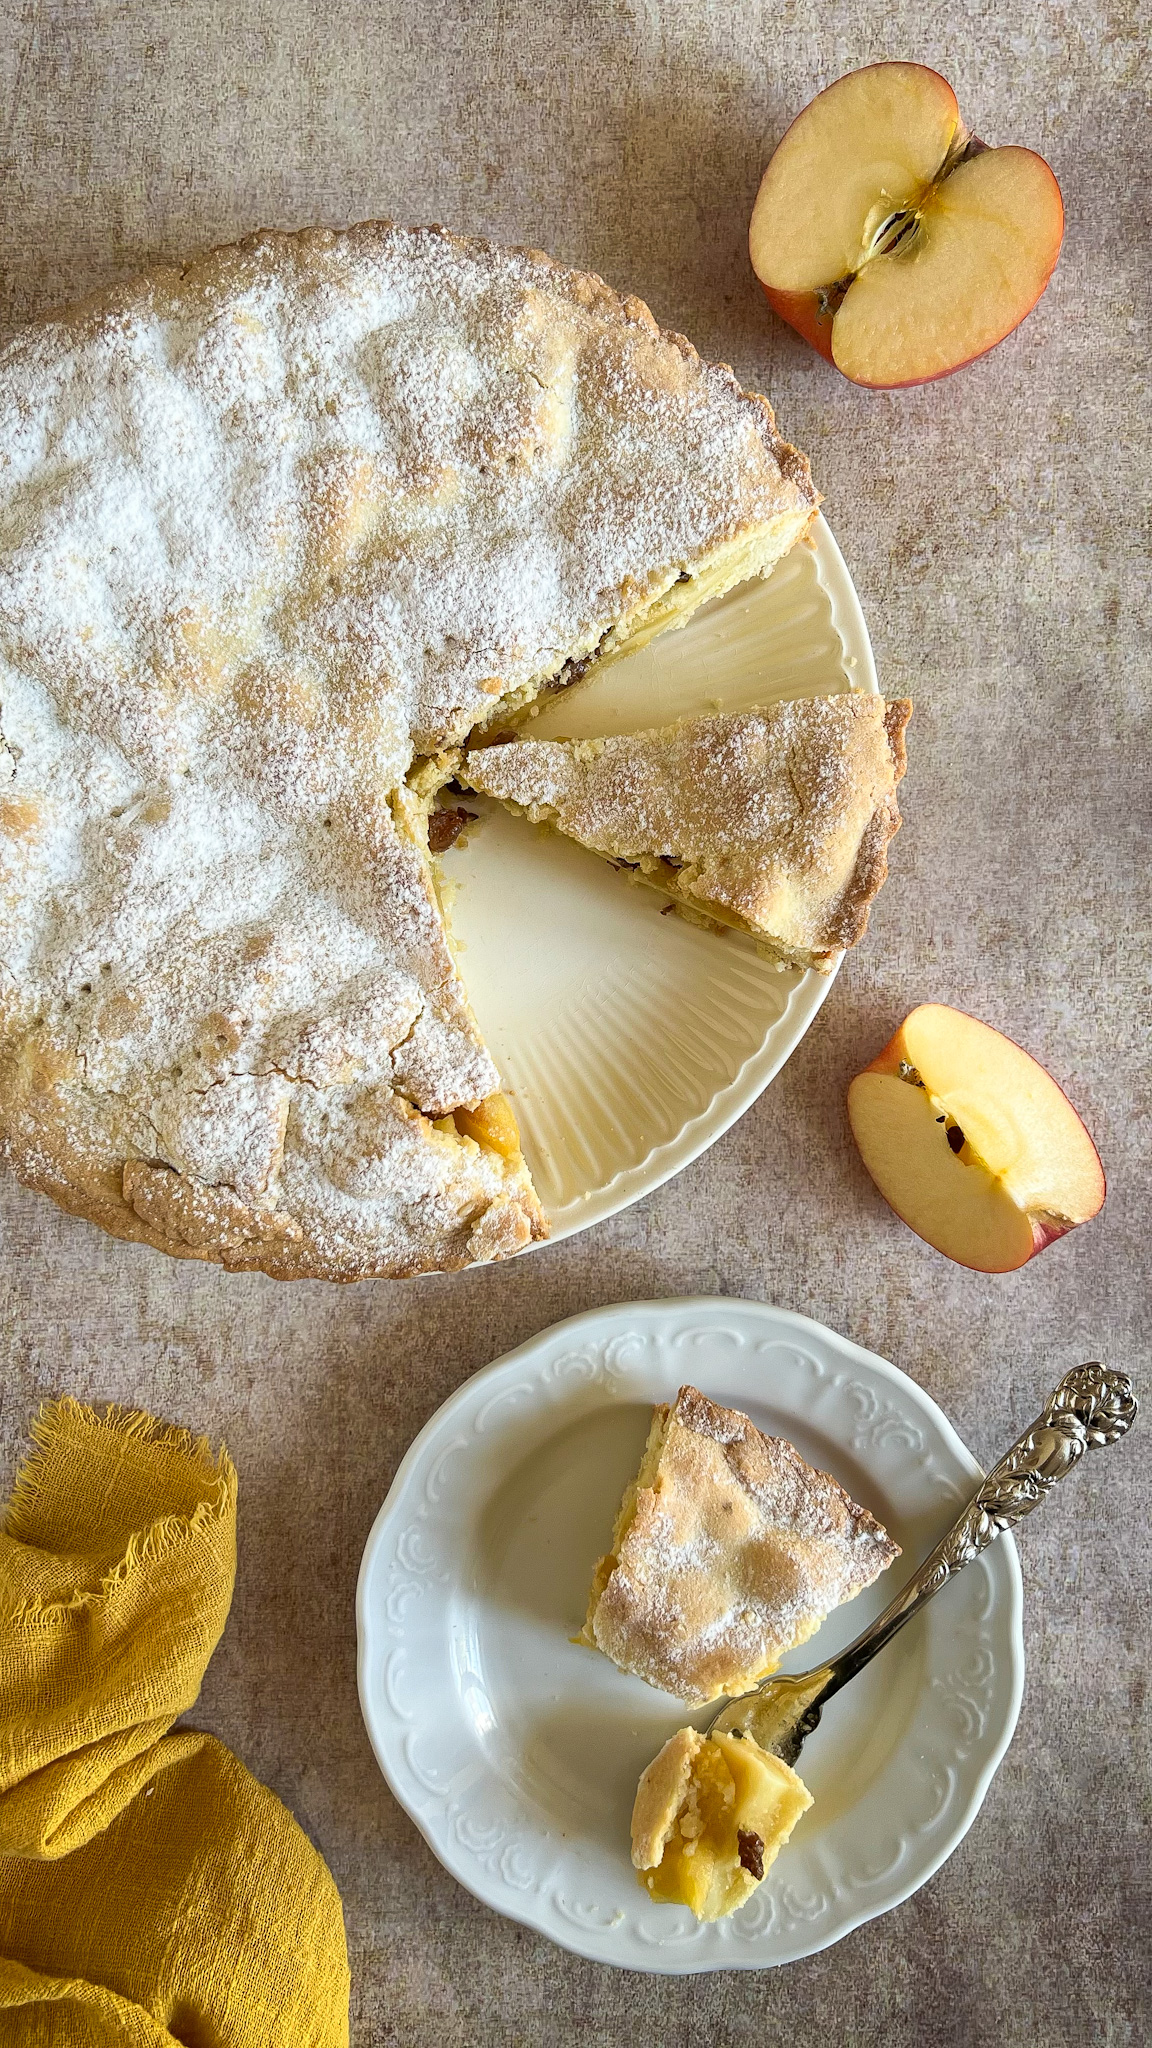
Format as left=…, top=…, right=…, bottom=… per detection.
left=428, top=1092, right=526, bottom=1165
left=631, top=1726, right=812, bottom=1922
left=451, top=1092, right=524, bottom=1161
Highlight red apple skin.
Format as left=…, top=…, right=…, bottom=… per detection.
left=1029, top=1216, right=1073, bottom=1256
left=759, top=284, right=836, bottom=364
left=852, top=1010, right=1105, bottom=1273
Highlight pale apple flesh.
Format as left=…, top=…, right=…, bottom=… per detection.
left=832, top=148, right=1065, bottom=387
left=750, top=62, right=963, bottom=291
left=847, top=1004, right=1105, bottom=1272
left=749, top=61, right=1064, bottom=389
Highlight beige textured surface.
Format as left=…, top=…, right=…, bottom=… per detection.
left=0, top=3, right=1147, bottom=2042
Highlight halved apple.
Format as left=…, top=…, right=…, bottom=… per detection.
left=749, top=62, right=1064, bottom=388
left=847, top=1004, right=1105, bottom=1272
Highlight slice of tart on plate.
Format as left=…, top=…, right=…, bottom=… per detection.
left=582, top=1385, right=900, bottom=1704
left=357, top=1298, right=1026, bottom=1970
left=459, top=694, right=910, bottom=971
left=0, top=221, right=818, bottom=1277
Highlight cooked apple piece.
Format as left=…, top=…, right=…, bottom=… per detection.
left=631, top=1726, right=812, bottom=1922
left=453, top=1091, right=524, bottom=1161
left=847, top=1003, right=1105, bottom=1272
left=749, top=61, right=1064, bottom=388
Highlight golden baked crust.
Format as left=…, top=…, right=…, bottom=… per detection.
left=631, top=1728, right=702, bottom=1871
left=583, top=1385, right=900, bottom=1703
left=462, top=695, right=911, bottom=971
left=0, top=221, right=817, bottom=1278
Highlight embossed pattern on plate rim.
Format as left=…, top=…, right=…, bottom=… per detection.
left=357, top=1299, right=1024, bottom=1973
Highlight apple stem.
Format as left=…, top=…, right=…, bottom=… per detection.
left=939, top=120, right=986, bottom=178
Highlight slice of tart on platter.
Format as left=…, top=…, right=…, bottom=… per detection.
left=461, top=694, right=910, bottom=972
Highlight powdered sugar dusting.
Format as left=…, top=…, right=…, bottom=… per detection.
left=0, top=222, right=814, bottom=1276
left=589, top=1386, right=900, bottom=1704
left=464, top=696, right=910, bottom=969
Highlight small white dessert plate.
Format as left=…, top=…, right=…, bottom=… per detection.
left=357, top=1299, right=1024, bottom=1972
left=441, top=514, right=877, bottom=1244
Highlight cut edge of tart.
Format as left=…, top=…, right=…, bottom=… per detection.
left=468, top=518, right=821, bottom=740
left=582, top=1385, right=900, bottom=1704
left=459, top=696, right=910, bottom=973
left=631, top=1724, right=812, bottom=1921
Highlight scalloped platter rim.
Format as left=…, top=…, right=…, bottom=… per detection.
left=357, top=1299, right=1024, bottom=1972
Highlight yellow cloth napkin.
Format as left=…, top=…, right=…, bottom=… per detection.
left=0, top=1398, right=350, bottom=2047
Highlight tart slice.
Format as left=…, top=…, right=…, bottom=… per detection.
left=460, top=695, right=910, bottom=970
left=582, top=1386, right=899, bottom=1704
left=632, top=1726, right=812, bottom=1921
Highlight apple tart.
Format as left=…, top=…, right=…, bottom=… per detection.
left=583, top=1386, right=900, bottom=1704
left=0, top=221, right=818, bottom=1278
left=460, top=695, right=911, bottom=970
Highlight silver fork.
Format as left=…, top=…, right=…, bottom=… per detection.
left=707, top=1362, right=1137, bottom=1767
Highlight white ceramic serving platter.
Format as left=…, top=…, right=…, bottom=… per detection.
left=357, top=1300, right=1024, bottom=1972
left=441, top=515, right=878, bottom=1241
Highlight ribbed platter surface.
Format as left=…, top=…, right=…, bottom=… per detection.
left=441, top=515, right=877, bottom=1238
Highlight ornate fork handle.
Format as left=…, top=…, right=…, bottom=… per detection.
left=810, top=1362, right=1137, bottom=1710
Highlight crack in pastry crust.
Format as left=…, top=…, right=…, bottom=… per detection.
left=0, top=221, right=817, bottom=1278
